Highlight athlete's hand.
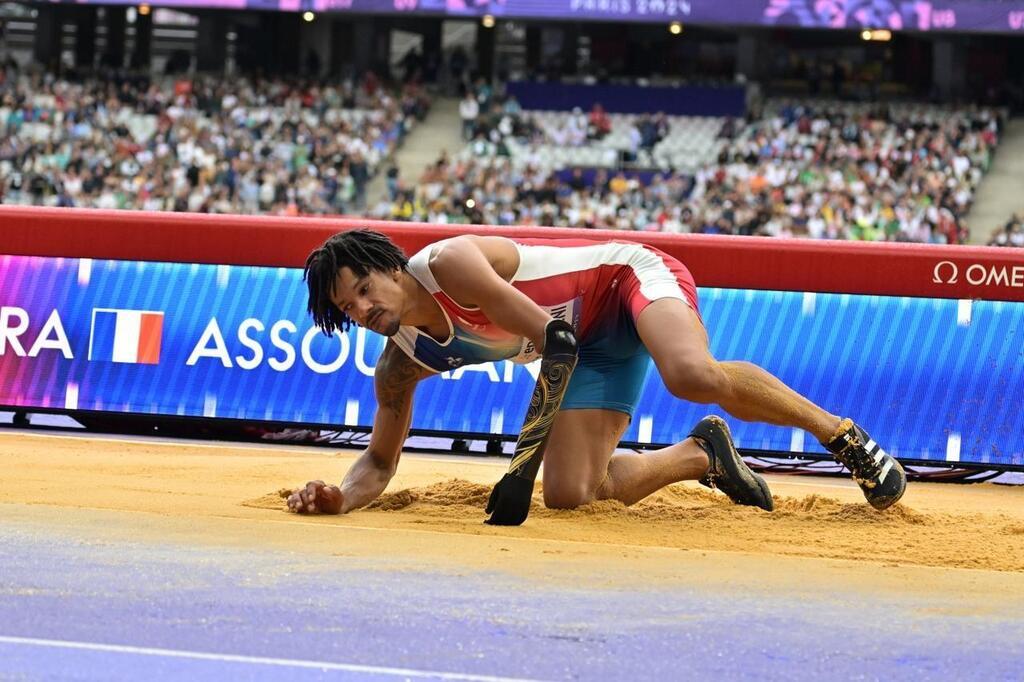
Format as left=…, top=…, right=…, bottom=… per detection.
left=287, top=480, right=343, bottom=515
left=484, top=473, right=534, bottom=526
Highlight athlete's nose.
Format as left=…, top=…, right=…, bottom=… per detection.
left=355, top=300, right=374, bottom=325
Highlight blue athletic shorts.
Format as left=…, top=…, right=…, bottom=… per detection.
left=560, top=313, right=652, bottom=417
left=548, top=243, right=702, bottom=417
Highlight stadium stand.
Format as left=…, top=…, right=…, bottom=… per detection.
left=385, top=86, right=1002, bottom=244
left=0, top=63, right=428, bottom=215
left=0, top=11, right=1019, bottom=249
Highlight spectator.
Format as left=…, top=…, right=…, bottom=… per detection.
left=385, top=165, right=400, bottom=202
left=588, top=102, right=611, bottom=140
left=988, top=213, right=1024, bottom=247
left=503, top=95, right=522, bottom=118
left=459, top=91, right=480, bottom=141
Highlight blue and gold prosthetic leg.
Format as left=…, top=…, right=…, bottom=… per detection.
left=485, top=319, right=578, bottom=526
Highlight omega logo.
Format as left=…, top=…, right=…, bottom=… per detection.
left=933, top=261, right=1024, bottom=288
left=933, top=261, right=958, bottom=284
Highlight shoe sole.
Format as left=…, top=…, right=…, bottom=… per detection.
left=752, top=470, right=773, bottom=511
left=691, top=416, right=774, bottom=512
left=867, top=464, right=907, bottom=511
left=830, top=420, right=908, bottom=511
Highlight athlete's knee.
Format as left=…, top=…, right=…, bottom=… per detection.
left=660, top=356, right=729, bottom=403
left=543, top=480, right=597, bottom=510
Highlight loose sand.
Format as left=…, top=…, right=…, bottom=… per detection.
left=244, top=475, right=1023, bottom=573
left=4, top=430, right=1019, bottom=569
left=2, top=432, right=1023, bottom=600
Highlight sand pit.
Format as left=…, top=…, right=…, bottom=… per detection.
left=243, top=475, right=1024, bottom=573
left=3, top=431, right=1023, bottom=586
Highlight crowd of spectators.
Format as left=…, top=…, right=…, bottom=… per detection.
left=393, top=95, right=1001, bottom=244
left=380, top=80, right=688, bottom=227
left=0, top=58, right=1010, bottom=246
left=382, top=151, right=694, bottom=229
left=0, top=63, right=429, bottom=215
left=457, top=84, right=669, bottom=160
left=987, top=213, right=1024, bottom=247
left=682, top=102, right=999, bottom=243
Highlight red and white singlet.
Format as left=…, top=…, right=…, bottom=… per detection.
left=391, top=238, right=699, bottom=374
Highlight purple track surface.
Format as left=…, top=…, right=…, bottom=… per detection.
left=0, top=511, right=1021, bottom=682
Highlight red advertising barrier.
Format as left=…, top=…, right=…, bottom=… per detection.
left=3, top=206, right=1024, bottom=302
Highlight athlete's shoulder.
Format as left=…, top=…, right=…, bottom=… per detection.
left=426, top=234, right=513, bottom=256
left=427, top=235, right=517, bottom=275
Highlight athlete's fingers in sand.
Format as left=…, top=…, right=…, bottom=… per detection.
left=306, top=480, right=324, bottom=501
left=285, top=480, right=327, bottom=514
left=305, top=480, right=324, bottom=512
left=287, top=484, right=314, bottom=513
left=287, top=488, right=308, bottom=512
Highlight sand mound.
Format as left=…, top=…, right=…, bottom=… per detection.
left=242, top=478, right=1023, bottom=572
left=368, top=488, right=419, bottom=511
left=773, top=494, right=931, bottom=524
left=369, top=479, right=495, bottom=511
left=250, top=481, right=932, bottom=526
left=823, top=502, right=928, bottom=524
left=639, top=483, right=723, bottom=507
left=368, top=479, right=733, bottom=521
left=774, top=493, right=843, bottom=513
left=241, top=491, right=291, bottom=511
left=539, top=499, right=637, bottom=520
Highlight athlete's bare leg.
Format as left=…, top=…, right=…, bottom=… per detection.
left=541, top=408, right=709, bottom=509
left=635, top=298, right=842, bottom=443
left=542, top=297, right=848, bottom=510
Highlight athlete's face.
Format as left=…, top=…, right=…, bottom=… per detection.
left=331, top=266, right=404, bottom=336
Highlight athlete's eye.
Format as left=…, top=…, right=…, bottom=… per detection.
left=360, top=284, right=369, bottom=296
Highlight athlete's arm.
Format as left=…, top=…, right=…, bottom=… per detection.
left=287, top=341, right=430, bottom=514
left=428, top=237, right=553, bottom=352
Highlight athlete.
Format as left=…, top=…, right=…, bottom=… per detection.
left=287, top=229, right=906, bottom=523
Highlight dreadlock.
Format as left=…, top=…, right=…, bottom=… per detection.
left=303, top=229, right=409, bottom=336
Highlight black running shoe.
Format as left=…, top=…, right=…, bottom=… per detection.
left=825, top=419, right=906, bottom=511
left=691, top=416, right=774, bottom=511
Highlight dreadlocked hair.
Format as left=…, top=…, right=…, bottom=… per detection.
left=303, top=229, right=409, bottom=336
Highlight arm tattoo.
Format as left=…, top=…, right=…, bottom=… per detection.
left=375, top=343, right=427, bottom=416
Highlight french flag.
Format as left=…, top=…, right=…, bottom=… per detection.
left=89, top=309, right=164, bottom=365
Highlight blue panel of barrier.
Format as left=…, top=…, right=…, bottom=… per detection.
left=1, top=255, right=1021, bottom=467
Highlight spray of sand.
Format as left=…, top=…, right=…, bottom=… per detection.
left=247, top=479, right=1023, bottom=572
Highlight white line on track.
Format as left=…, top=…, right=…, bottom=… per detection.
left=0, top=635, right=542, bottom=682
